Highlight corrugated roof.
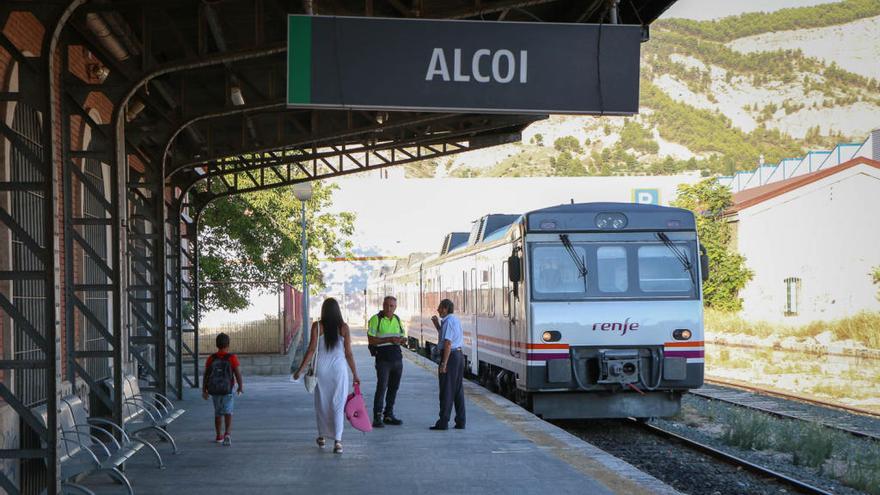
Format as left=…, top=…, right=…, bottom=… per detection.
left=727, top=156, right=880, bottom=214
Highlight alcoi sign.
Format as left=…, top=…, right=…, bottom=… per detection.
left=287, top=16, right=641, bottom=114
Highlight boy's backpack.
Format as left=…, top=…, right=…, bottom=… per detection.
left=368, top=312, right=403, bottom=357
left=206, top=353, right=234, bottom=395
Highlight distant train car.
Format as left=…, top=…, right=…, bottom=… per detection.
left=367, top=202, right=708, bottom=419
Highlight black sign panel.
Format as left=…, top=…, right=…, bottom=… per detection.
left=287, top=16, right=641, bottom=115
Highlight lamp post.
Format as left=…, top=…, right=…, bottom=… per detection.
left=292, top=182, right=313, bottom=348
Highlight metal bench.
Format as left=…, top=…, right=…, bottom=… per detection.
left=123, top=375, right=185, bottom=425
left=35, top=403, right=134, bottom=495
left=102, top=375, right=183, bottom=454
left=61, top=396, right=165, bottom=470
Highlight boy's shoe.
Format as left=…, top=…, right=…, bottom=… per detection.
left=372, top=414, right=385, bottom=428
left=215, top=434, right=224, bottom=443
left=222, top=434, right=231, bottom=446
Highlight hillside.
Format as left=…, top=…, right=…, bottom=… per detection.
left=406, top=0, right=880, bottom=178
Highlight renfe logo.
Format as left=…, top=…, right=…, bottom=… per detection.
left=592, top=318, right=640, bottom=336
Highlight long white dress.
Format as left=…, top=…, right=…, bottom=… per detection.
left=314, top=328, right=349, bottom=442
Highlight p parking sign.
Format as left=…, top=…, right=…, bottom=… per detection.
left=632, top=189, right=659, bottom=205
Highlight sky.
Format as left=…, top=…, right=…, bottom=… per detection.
left=661, top=0, right=842, bottom=20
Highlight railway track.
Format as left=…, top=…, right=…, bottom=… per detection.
left=633, top=420, right=834, bottom=495
left=697, top=378, right=880, bottom=441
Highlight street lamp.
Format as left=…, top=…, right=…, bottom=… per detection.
left=292, top=182, right=313, bottom=348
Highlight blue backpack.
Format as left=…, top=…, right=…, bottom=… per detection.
left=206, top=354, right=234, bottom=395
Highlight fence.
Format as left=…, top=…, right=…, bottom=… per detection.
left=188, top=282, right=303, bottom=355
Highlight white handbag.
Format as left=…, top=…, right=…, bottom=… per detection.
left=304, top=328, right=319, bottom=393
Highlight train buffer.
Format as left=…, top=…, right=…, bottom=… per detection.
left=81, top=333, right=679, bottom=494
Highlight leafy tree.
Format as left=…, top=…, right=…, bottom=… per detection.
left=198, top=182, right=355, bottom=313
left=553, top=135, right=582, bottom=154
left=672, top=179, right=753, bottom=311
left=531, top=133, right=544, bottom=146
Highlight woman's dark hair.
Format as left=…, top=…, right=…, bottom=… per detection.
left=439, top=298, right=454, bottom=314
left=320, top=297, right=344, bottom=350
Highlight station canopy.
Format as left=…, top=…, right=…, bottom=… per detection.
left=76, top=0, right=678, bottom=200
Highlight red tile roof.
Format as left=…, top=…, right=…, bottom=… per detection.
left=727, top=156, right=880, bottom=214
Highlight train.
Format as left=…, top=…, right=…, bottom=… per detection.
left=367, top=202, right=708, bottom=419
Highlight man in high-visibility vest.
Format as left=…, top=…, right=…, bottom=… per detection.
left=367, top=296, right=406, bottom=427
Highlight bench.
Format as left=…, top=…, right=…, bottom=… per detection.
left=35, top=402, right=134, bottom=495
left=61, top=396, right=165, bottom=470
left=102, top=375, right=184, bottom=454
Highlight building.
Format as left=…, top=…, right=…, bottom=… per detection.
left=725, top=155, right=880, bottom=324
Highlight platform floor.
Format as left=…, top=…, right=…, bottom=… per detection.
left=83, top=336, right=677, bottom=494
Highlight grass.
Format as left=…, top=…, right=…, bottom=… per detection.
left=809, top=382, right=874, bottom=401
left=716, top=408, right=876, bottom=491
left=844, top=447, right=880, bottom=495
left=705, top=309, right=880, bottom=349
left=720, top=409, right=773, bottom=450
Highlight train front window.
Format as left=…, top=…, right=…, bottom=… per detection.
left=638, top=245, right=694, bottom=292
left=532, top=245, right=589, bottom=296
left=597, top=246, right=628, bottom=293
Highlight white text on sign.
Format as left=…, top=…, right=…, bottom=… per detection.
left=426, top=48, right=528, bottom=83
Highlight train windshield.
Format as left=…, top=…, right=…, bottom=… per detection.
left=530, top=240, right=697, bottom=300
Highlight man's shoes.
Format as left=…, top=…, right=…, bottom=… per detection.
left=454, top=424, right=466, bottom=430
left=372, top=414, right=385, bottom=428
left=429, top=424, right=448, bottom=431
left=383, top=414, right=403, bottom=426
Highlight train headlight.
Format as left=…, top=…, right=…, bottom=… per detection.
left=595, top=212, right=628, bottom=230
left=673, top=329, right=692, bottom=340
left=542, top=331, right=561, bottom=342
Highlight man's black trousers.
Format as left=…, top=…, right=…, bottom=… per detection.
left=374, top=357, right=403, bottom=416
left=437, top=350, right=466, bottom=427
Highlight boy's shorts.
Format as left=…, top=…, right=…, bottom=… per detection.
left=211, top=394, right=234, bottom=416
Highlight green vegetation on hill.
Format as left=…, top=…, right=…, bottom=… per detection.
left=656, top=0, right=880, bottom=42
left=403, top=1, right=880, bottom=178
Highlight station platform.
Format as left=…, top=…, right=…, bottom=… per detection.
left=84, top=333, right=678, bottom=494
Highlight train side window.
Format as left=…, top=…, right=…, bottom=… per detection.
left=501, top=261, right=510, bottom=317
left=488, top=266, right=495, bottom=317
left=479, top=269, right=491, bottom=316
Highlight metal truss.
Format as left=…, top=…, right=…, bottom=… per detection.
left=0, top=4, right=64, bottom=493
left=188, top=117, right=534, bottom=211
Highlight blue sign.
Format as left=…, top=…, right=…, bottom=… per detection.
left=632, top=188, right=659, bottom=205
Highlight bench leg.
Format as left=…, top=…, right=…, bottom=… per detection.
left=62, top=482, right=97, bottom=495
left=136, top=427, right=179, bottom=455
left=103, top=467, right=134, bottom=495
left=131, top=437, right=165, bottom=469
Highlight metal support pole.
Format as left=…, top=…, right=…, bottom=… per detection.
left=300, top=202, right=309, bottom=348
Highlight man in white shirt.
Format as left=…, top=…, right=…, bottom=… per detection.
left=429, top=299, right=466, bottom=430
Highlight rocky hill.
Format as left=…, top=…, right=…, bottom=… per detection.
left=405, top=0, right=880, bottom=178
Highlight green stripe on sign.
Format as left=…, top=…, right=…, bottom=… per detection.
left=288, top=16, right=312, bottom=105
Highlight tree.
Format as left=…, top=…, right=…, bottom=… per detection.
left=550, top=151, right=587, bottom=176
left=672, top=179, right=753, bottom=311
left=197, top=182, right=355, bottom=313
left=553, top=135, right=582, bottom=154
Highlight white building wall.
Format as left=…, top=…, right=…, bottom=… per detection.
left=736, top=164, right=880, bottom=323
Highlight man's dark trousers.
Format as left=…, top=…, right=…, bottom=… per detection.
left=374, top=356, right=403, bottom=416
left=437, top=350, right=466, bottom=427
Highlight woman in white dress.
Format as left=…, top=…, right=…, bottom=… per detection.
left=294, top=298, right=360, bottom=453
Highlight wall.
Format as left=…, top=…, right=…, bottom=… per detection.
left=736, top=164, right=880, bottom=324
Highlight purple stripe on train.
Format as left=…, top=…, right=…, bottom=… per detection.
left=526, top=353, right=569, bottom=360
left=664, top=350, right=704, bottom=358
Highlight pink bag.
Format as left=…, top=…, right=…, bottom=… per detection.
left=344, top=383, right=372, bottom=433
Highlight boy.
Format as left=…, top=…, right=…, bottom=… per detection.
left=202, top=333, right=243, bottom=446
